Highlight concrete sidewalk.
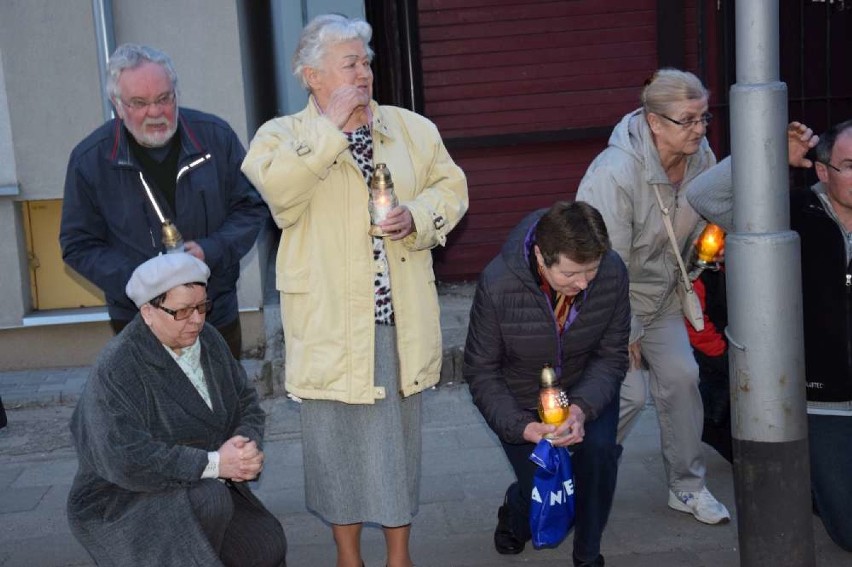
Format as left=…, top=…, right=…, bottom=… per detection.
left=1, top=279, right=850, bottom=566
left=1, top=385, right=850, bottom=566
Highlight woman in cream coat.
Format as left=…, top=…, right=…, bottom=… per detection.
left=242, top=14, right=467, bottom=567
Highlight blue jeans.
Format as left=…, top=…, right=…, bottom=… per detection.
left=501, top=393, right=621, bottom=562
left=809, top=413, right=852, bottom=551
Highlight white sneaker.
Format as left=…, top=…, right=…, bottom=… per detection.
left=668, top=487, right=731, bottom=524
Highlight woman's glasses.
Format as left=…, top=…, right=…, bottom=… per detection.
left=156, top=299, right=213, bottom=320
left=658, top=112, right=713, bottom=129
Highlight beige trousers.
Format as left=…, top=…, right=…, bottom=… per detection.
left=617, top=313, right=707, bottom=492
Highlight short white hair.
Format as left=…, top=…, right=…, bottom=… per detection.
left=292, top=14, right=374, bottom=90
left=107, top=43, right=179, bottom=101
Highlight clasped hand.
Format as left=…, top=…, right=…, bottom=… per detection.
left=218, top=435, right=264, bottom=482
left=523, top=404, right=586, bottom=447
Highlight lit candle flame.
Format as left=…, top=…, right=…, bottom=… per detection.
left=696, top=224, right=725, bottom=264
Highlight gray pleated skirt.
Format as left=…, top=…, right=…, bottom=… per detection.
left=300, top=324, right=422, bottom=527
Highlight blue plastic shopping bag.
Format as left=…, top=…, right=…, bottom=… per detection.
left=528, top=439, right=575, bottom=548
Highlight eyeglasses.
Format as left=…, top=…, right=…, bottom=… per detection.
left=823, top=161, right=852, bottom=176
left=156, top=299, right=213, bottom=321
left=119, top=91, right=176, bottom=112
left=658, top=112, right=713, bottom=129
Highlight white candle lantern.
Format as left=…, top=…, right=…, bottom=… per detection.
left=368, top=163, right=398, bottom=237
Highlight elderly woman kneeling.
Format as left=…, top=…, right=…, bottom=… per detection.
left=67, top=253, right=286, bottom=567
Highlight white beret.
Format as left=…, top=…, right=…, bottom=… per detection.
left=125, top=253, right=211, bottom=308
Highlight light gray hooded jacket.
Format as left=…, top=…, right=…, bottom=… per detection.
left=577, top=108, right=716, bottom=342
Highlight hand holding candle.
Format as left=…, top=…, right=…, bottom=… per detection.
left=379, top=206, right=414, bottom=240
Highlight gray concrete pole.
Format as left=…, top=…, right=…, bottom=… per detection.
left=727, top=1, right=815, bottom=565
left=91, top=0, right=115, bottom=122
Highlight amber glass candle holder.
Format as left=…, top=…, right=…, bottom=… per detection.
left=695, top=223, right=725, bottom=269
left=537, top=364, right=569, bottom=438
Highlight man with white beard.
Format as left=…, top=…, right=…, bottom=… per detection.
left=60, top=44, right=267, bottom=358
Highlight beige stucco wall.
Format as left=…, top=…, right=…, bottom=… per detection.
left=0, top=0, right=263, bottom=361
left=0, top=2, right=104, bottom=202
left=112, top=1, right=250, bottom=145
left=0, top=0, right=371, bottom=368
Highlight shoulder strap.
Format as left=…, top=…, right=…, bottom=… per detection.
left=653, top=185, right=694, bottom=290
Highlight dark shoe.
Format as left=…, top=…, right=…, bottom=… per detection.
left=494, top=503, right=525, bottom=554
left=573, top=552, right=604, bottom=566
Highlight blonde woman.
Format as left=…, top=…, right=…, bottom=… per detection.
left=577, top=69, right=730, bottom=525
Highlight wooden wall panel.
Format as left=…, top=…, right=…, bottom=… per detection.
left=418, top=1, right=704, bottom=280
left=419, top=0, right=657, bottom=140
left=433, top=140, right=607, bottom=280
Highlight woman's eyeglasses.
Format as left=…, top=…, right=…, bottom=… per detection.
left=658, top=112, right=713, bottom=129
left=156, top=299, right=213, bottom=320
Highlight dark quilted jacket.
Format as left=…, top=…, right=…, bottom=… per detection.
left=792, top=186, right=852, bottom=403
left=464, top=209, right=631, bottom=444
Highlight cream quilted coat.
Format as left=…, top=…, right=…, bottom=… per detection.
left=242, top=100, right=468, bottom=403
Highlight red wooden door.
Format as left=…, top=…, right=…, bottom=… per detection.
left=418, top=0, right=705, bottom=281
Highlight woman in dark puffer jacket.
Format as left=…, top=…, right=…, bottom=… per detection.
left=464, top=201, right=630, bottom=567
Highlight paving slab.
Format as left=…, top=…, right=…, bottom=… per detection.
left=0, top=466, right=22, bottom=489
left=0, top=485, right=49, bottom=513
left=0, top=278, right=850, bottom=566
left=0, top=386, right=850, bottom=566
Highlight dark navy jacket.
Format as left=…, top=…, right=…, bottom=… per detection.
left=464, top=209, right=631, bottom=444
left=60, top=108, right=268, bottom=327
left=793, top=186, right=852, bottom=403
